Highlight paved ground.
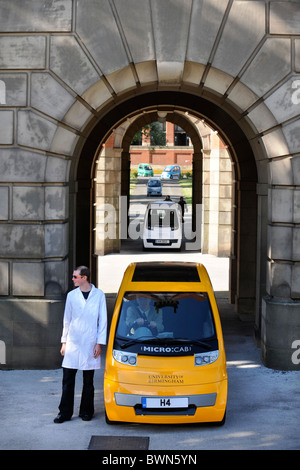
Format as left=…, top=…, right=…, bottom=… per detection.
left=0, top=178, right=299, bottom=451
left=0, top=299, right=299, bottom=451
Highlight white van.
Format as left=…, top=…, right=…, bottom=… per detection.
left=143, top=201, right=182, bottom=249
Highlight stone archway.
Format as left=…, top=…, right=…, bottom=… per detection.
left=1, top=1, right=299, bottom=370
left=115, top=108, right=233, bottom=256
left=74, top=89, right=259, bottom=323
left=94, top=106, right=233, bottom=262
left=118, top=110, right=204, bottom=230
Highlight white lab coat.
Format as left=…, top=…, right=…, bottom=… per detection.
left=61, top=285, right=107, bottom=370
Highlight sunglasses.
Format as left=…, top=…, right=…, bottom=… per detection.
left=72, top=275, right=85, bottom=279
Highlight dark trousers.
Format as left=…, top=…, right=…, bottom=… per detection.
left=59, top=367, right=95, bottom=418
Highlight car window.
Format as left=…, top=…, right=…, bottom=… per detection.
left=147, top=208, right=179, bottom=229
left=148, top=180, right=160, bottom=187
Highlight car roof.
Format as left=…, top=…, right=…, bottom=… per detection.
left=131, top=262, right=200, bottom=282
left=146, top=201, right=181, bottom=212
left=118, top=262, right=214, bottom=295
left=146, top=201, right=180, bottom=211
left=147, top=200, right=177, bottom=205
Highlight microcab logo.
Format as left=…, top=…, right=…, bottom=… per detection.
left=291, top=340, right=300, bottom=366
left=0, top=340, right=6, bottom=364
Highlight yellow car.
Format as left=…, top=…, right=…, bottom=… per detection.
left=104, top=261, right=227, bottom=425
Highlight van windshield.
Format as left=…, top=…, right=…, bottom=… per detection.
left=114, top=292, right=217, bottom=355
left=148, top=180, right=161, bottom=187
left=148, top=208, right=179, bottom=229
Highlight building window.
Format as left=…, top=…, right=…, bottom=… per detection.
left=174, top=125, right=190, bottom=146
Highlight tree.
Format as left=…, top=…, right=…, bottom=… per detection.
left=131, top=121, right=166, bottom=146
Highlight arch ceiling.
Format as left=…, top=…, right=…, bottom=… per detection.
left=44, top=1, right=297, bottom=169
left=3, top=0, right=296, bottom=186
left=1, top=0, right=297, bottom=181
left=112, top=109, right=203, bottom=152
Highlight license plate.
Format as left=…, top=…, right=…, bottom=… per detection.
left=155, top=239, right=169, bottom=244
left=142, top=397, right=188, bottom=409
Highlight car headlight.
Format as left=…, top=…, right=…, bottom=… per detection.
left=195, top=350, right=219, bottom=366
left=113, top=349, right=137, bottom=366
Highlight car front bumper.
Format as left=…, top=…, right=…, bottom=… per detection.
left=104, top=379, right=227, bottom=424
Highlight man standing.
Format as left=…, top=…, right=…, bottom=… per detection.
left=54, top=266, right=107, bottom=423
left=178, top=196, right=187, bottom=223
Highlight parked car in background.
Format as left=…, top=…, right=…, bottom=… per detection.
left=142, top=200, right=182, bottom=250
left=104, top=261, right=227, bottom=425
left=147, top=177, right=162, bottom=197
left=138, top=163, right=154, bottom=177
left=161, top=165, right=181, bottom=179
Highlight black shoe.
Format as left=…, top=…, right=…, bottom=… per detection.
left=79, top=414, right=93, bottom=421
left=53, top=413, right=71, bottom=423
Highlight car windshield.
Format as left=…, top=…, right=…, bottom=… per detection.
left=147, top=208, right=179, bottom=229
left=163, top=166, right=172, bottom=171
left=148, top=180, right=160, bottom=187
left=144, top=165, right=152, bottom=170
left=115, top=292, right=216, bottom=346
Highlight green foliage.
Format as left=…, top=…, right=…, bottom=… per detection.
left=131, top=122, right=166, bottom=146
left=179, top=177, right=192, bottom=205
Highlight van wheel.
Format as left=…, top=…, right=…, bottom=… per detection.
left=105, top=411, right=120, bottom=425
left=216, top=410, right=226, bottom=426
left=105, top=411, right=111, bottom=424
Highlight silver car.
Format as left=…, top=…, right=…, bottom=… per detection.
left=147, top=177, right=162, bottom=197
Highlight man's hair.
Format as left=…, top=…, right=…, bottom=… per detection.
left=76, top=265, right=90, bottom=280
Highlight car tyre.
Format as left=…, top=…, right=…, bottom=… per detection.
left=105, top=410, right=120, bottom=425
left=215, top=410, right=226, bottom=426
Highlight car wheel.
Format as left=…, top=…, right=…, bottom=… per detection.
left=105, top=411, right=120, bottom=425
left=105, top=411, right=112, bottom=424
left=215, top=410, right=226, bottom=426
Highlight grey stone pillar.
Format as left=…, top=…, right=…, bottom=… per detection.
left=261, top=178, right=300, bottom=369
left=94, top=148, right=122, bottom=255
left=234, top=181, right=257, bottom=319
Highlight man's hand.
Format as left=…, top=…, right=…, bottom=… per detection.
left=60, top=343, right=66, bottom=356
left=94, top=344, right=101, bottom=358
